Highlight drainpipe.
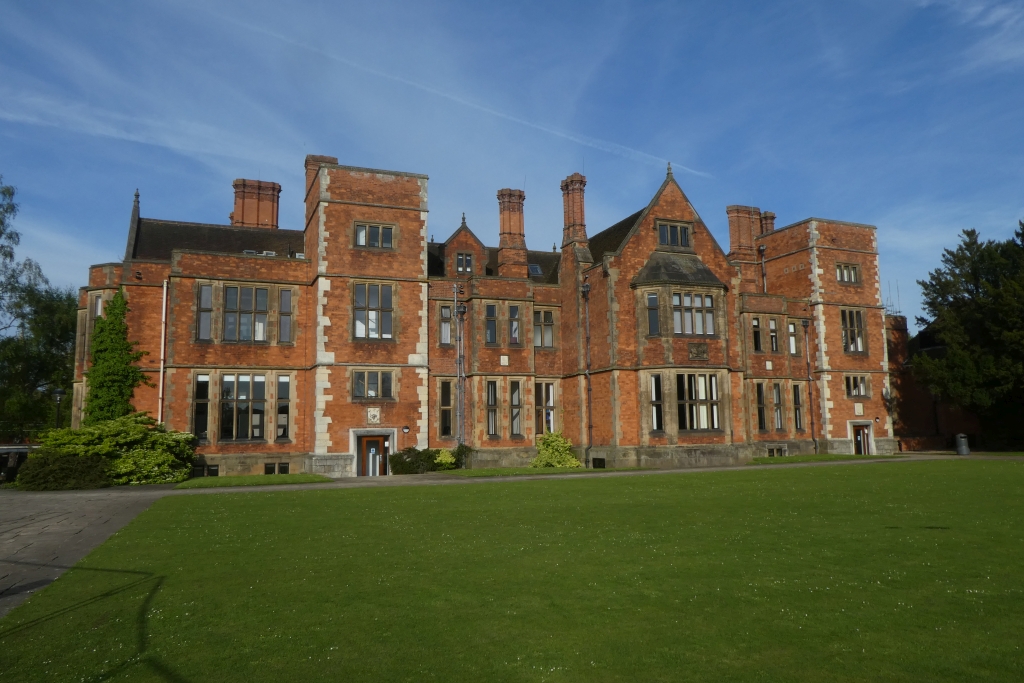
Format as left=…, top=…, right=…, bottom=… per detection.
left=158, top=279, right=168, bottom=424
left=758, top=244, right=767, bottom=294
left=802, top=319, right=818, bottom=454
left=581, top=278, right=594, bottom=468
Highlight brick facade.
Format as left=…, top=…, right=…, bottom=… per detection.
left=72, top=157, right=902, bottom=476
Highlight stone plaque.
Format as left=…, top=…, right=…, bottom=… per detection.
left=367, top=407, right=381, bottom=425
left=688, top=343, right=709, bottom=361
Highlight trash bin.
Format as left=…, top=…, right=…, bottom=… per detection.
left=955, top=433, right=970, bottom=456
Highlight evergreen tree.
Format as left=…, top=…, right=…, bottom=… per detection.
left=84, top=289, right=149, bottom=424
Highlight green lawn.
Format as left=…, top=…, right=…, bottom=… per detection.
left=446, top=466, right=646, bottom=477
left=750, top=454, right=907, bottom=465
left=175, top=473, right=333, bottom=489
left=2, top=460, right=1023, bottom=682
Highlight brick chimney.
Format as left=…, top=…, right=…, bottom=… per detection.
left=230, top=179, right=281, bottom=229
left=727, top=205, right=761, bottom=293
left=497, top=188, right=529, bottom=278
left=760, top=211, right=776, bottom=235
left=560, top=172, right=588, bottom=247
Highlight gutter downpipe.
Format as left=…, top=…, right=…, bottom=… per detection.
left=802, top=318, right=818, bottom=454
left=158, top=279, right=168, bottom=424
left=758, top=244, right=767, bottom=294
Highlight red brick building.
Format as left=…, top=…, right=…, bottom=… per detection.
left=72, top=156, right=900, bottom=476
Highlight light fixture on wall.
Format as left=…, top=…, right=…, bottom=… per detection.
left=402, top=426, right=410, bottom=434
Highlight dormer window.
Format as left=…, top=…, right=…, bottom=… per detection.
left=658, top=222, right=690, bottom=247
left=457, top=253, right=473, bottom=273
left=528, top=264, right=543, bottom=276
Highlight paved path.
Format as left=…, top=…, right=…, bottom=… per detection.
left=1, top=452, right=1014, bottom=619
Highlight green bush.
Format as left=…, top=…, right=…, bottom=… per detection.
left=37, top=414, right=196, bottom=485
left=16, top=452, right=112, bottom=491
left=434, top=448, right=456, bottom=470
left=530, top=432, right=581, bottom=468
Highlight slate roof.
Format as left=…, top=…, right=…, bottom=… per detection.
left=526, top=250, right=560, bottom=284
left=129, top=219, right=305, bottom=261
left=588, top=209, right=644, bottom=261
left=632, top=251, right=725, bottom=288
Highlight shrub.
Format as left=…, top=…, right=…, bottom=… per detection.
left=37, top=414, right=195, bottom=485
left=530, top=432, right=582, bottom=468
left=16, top=452, right=112, bottom=491
left=434, top=448, right=456, bottom=470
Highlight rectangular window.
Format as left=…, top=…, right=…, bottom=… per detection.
left=198, top=285, right=213, bottom=341
left=769, top=318, right=779, bottom=352
left=440, top=380, right=452, bottom=437
left=277, top=376, right=290, bottom=440
left=788, top=322, right=798, bottom=355
left=219, top=374, right=266, bottom=440
left=534, top=310, right=554, bottom=347
left=836, top=263, right=860, bottom=283
left=677, top=373, right=720, bottom=431
left=485, top=304, right=497, bottom=344
left=353, top=370, right=394, bottom=398
left=193, top=374, right=209, bottom=440
left=773, top=383, right=784, bottom=430
left=841, top=309, right=865, bottom=352
left=752, top=317, right=762, bottom=352
left=658, top=223, right=689, bottom=247
left=510, top=381, right=522, bottom=436
left=647, top=293, right=660, bottom=336
left=457, top=253, right=473, bottom=273
left=354, top=283, right=393, bottom=340
left=678, top=293, right=714, bottom=335
left=356, top=223, right=393, bottom=249
left=756, top=383, right=767, bottom=431
left=650, top=374, right=663, bottom=431
left=486, top=380, right=498, bottom=436
left=224, top=287, right=238, bottom=341
left=846, top=375, right=869, bottom=397
left=279, top=290, right=292, bottom=343
left=535, top=382, right=555, bottom=435
left=509, top=305, right=520, bottom=345
left=254, top=288, right=268, bottom=342
left=440, top=305, right=452, bottom=345
left=794, top=384, right=804, bottom=431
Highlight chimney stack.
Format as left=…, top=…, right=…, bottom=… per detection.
left=230, top=179, right=281, bottom=229
left=497, top=188, right=529, bottom=278
left=560, top=172, right=588, bottom=247
left=726, top=205, right=762, bottom=293
left=760, top=211, right=776, bottom=235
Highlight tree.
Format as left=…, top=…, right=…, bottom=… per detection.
left=913, top=224, right=1024, bottom=448
left=0, top=175, right=45, bottom=336
left=84, top=289, right=150, bottom=424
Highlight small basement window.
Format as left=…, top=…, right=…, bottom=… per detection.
left=528, top=264, right=543, bottom=276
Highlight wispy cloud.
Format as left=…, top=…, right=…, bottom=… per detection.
left=915, top=0, right=1024, bottom=68
left=200, top=9, right=711, bottom=178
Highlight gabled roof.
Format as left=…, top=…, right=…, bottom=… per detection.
left=129, top=219, right=305, bottom=261
left=631, top=251, right=725, bottom=288
left=588, top=209, right=645, bottom=262
left=444, top=215, right=486, bottom=249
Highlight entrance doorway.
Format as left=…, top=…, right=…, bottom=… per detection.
left=357, top=436, right=389, bottom=476
left=853, top=425, right=871, bottom=455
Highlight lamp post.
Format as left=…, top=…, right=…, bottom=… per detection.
left=581, top=278, right=594, bottom=468
left=53, top=388, right=66, bottom=429
left=801, top=319, right=818, bottom=454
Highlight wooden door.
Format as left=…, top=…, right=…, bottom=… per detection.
left=854, top=426, right=869, bottom=455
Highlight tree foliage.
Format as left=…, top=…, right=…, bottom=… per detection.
left=0, top=175, right=76, bottom=441
left=84, top=289, right=150, bottom=424
left=530, top=432, right=581, bottom=468
left=914, top=224, right=1024, bottom=447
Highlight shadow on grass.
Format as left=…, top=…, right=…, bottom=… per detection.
left=0, top=560, right=190, bottom=682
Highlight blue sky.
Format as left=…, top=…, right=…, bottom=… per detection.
left=1, top=0, right=1022, bottom=329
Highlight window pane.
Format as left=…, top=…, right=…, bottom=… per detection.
left=710, top=375, right=718, bottom=400
left=222, top=375, right=235, bottom=400
left=196, top=374, right=210, bottom=400
left=381, top=285, right=392, bottom=310
left=368, top=372, right=379, bottom=397
left=355, top=284, right=366, bottom=308
left=277, top=375, right=290, bottom=400
left=694, top=309, right=704, bottom=335
left=280, top=315, right=291, bottom=343
left=200, top=285, right=212, bottom=309
left=678, top=402, right=687, bottom=430
left=236, top=402, right=250, bottom=439
left=487, top=381, right=497, bottom=406
left=486, top=320, right=496, bottom=344
left=706, top=311, right=715, bottom=335
left=673, top=310, right=682, bottom=334
left=240, top=288, right=253, bottom=311
left=684, top=294, right=692, bottom=307
left=254, top=313, right=267, bottom=341
left=441, top=381, right=451, bottom=407
left=199, top=311, right=211, bottom=340
left=670, top=225, right=679, bottom=246
left=368, top=310, right=378, bottom=338
left=253, top=376, right=266, bottom=400
left=280, top=289, right=292, bottom=314
left=225, top=287, right=238, bottom=310
left=369, top=226, right=379, bottom=247
left=220, top=401, right=234, bottom=439
left=238, top=375, right=250, bottom=400
left=711, top=404, right=720, bottom=429
left=673, top=293, right=681, bottom=307
left=648, top=309, right=659, bottom=335
left=510, top=320, right=520, bottom=344
left=355, top=309, right=366, bottom=337
left=369, top=285, right=379, bottom=309
left=356, top=225, right=367, bottom=246
left=354, top=372, right=365, bottom=397
left=652, top=375, right=662, bottom=401
left=382, top=227, right=393, bottom=248
left=255, top=288, right=268, bottom=312
left=699, top=404, right=709, bottom=429
left=685, top=309, right=693, bottom=334
left=486, top=304, right=496, bottom=318
left=544, top=311, right=553, bottom=324
left=511, top=381, right=520, bottom=406
left=381, top=372, right=392, bottom=398
left=194, top=402, right=208, bottom=439
left=659, top=224, right=668, bottom=244
left=441, top=320, right=451, bottom=345
left=251, top=402, right=265, bottom=439
left=239, top=312, right=252, bottom=341
left=381, top=311, right=392, bottom=339
left=510, top=305, right=518, bottom=319
left=534, top=323, right=542, bottom=347
left=543, top=326, right=553, bottom=347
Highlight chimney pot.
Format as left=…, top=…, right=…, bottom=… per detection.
left=231, top=179, right=281, bottom=229
left=560, top=173, right=588, bottom=247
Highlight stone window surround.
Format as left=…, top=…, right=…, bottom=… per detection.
left=644, top=287, right=722, bottom=340
left=352, top=220, right=398, bottom=250
left=193, top=280, right=298, bottom=346
left=348, top=366, right=400, bottom=402
left=189, top=368, right=295, bottom=445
